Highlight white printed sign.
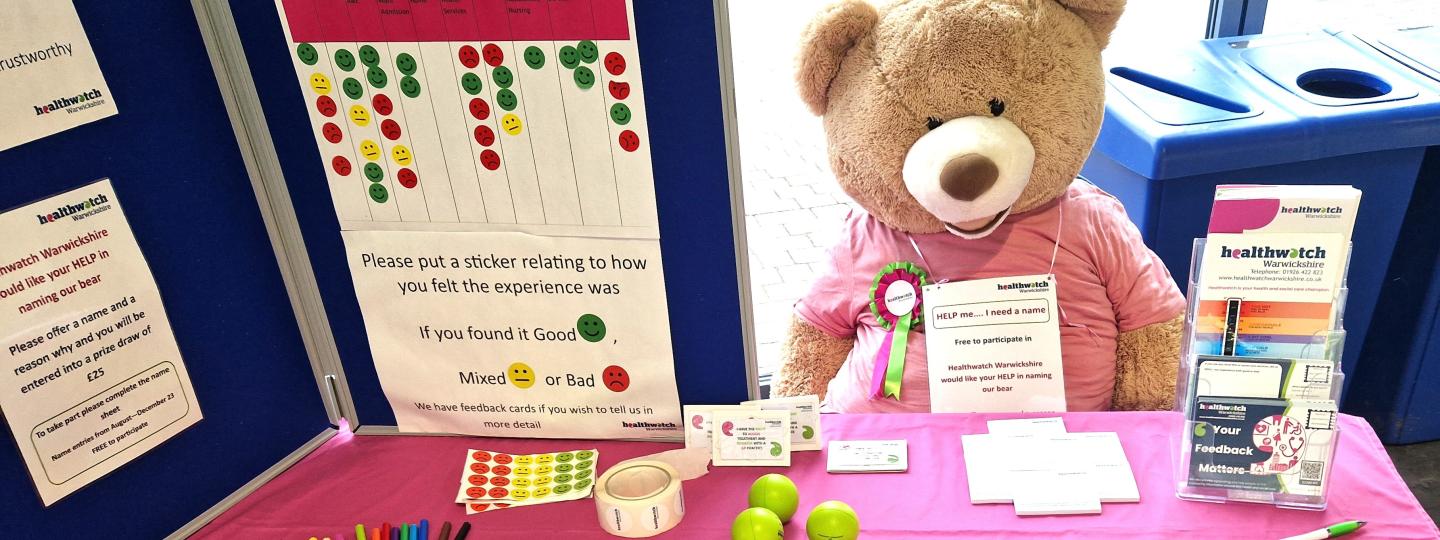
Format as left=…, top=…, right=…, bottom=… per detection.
left=0, top=0, right=117, bottom=151
left=924, top=274, right=1066, bottom=413
left=0, top=180, right=200, bottom=505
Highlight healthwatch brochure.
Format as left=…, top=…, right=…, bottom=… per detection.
left=1188, top=397, right=1337, bottom=496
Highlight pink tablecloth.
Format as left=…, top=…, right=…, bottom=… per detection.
left=195, top=412, right=1438, bottom=539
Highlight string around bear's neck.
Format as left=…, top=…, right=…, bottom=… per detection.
left=906, top=199, right=1064, bottom=282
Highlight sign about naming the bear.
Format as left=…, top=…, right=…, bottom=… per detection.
left=0, top=180, right=201, bottom=506
left=0, top=0, right=118, bottom=151
left=342, top=230, right=681, bottom=439
left=923, top=274, right=1065, bottom=413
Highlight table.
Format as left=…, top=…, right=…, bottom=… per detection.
left=194, top=412, right=1439, bottom=538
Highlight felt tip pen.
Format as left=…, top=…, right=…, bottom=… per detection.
left=411, top=522, right=419, bottom=540
left=356, top=524, right=367, bottom=540
left=1281, top=520, right=1366, bottom=540
left=420, top=519, right=429, bottom=540
left=372, top=528, right=381, bottom=540
left=390, top=526, right=400, bottom=540
left=438, top=521, right=452, bottom=540
left=381, top=523, right=391, bottom=540
left=453, top=522, right=471, bottom=540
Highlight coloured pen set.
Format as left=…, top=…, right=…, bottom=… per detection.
left=310, top=519, right=473, bottom=540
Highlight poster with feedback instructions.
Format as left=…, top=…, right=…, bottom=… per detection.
left=0, top=180, right=201, bottom=505
left=276, top=0, right=682, bottom=439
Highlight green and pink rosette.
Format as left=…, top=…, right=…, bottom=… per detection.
left=869, top=262, right=928, bottom=400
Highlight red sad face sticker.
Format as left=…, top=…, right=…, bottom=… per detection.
left=491, top=464, right=512, bottom=476
left=604, top=52, right=626, bottom=76
left=380, top=119, right=402, bottom=140
left=618, top=130, right=639, bottom=152
left=472, top=451, right=492, bottom=462
left=322, top=122, right=344, bottom=144
left=469, top=98, right=491, bottom=120
left=608, top=81, right=631, bottom=100
left=466, top=486, right=486, bottom=498
left=458, top=45, right=480, bottom=69
left=490, top=476, right=510, bottom=487
left=468, top=474, right=488, bottom=486
left=483, top=44, right=504, bottom=67
left=316, top=95, right=337, bottom=116
left=470, top=462, right=490, bottom=474
left=397, top=168, right=418, bottom=188
left=494, top=454, right=513, bottom=464
left=488, top=487, right=509, bottom=498
left=602, top=365, right=630, bottom=392
left=474, top=125, right=495, bottom=147
left=480, top=149, right=501, bottom=170
left=372, top=94, right=393, bottom=116
left=331, top=155, right=352, bottom=176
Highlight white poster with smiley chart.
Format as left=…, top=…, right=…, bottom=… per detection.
left=341, top=229, right=682, bottom=439
left=274, top=0, right=658, bottom=240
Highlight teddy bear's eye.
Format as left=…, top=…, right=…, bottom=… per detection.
left=989, top=98, right=1006, bottom=117
left=926, top=117, right=943, bottom=130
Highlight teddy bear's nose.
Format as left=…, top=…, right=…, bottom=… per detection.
left=939, top=154, right=999, bottom=202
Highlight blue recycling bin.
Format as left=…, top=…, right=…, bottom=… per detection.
left=1338, top=26, right=1440, bottom=443
left=1080, top=30, right=1440, bottom=409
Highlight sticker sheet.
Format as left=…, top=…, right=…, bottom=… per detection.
left=455, top=448, right=599, bottom=513
left=274, top=0, right=657, bottom=240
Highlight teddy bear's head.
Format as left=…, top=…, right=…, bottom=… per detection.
left=797, top=0, right=1124, bottom=237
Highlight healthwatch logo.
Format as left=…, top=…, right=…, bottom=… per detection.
left=1281, top=205, right=1344, bottom=215
left=1220, top=245, right=1326, bottom=259
left=33, top=88, right=105, bottom=115
left=36, top=193, right=110, bottom=224
left=621, top=420, right=678, bottom=431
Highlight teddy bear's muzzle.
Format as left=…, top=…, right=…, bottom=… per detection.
left=902, top=115, right=1035, bottom=239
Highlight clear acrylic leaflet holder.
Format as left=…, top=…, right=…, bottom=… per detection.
left=1173, top=239, right=1349, bottom=510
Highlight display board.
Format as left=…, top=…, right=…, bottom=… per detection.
left=0, top=1, right=328, bottom=537
left=230, top=0, right=752, bottom=427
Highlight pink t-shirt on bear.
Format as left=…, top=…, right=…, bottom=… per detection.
left=795, top=180, right=1185, bottom=413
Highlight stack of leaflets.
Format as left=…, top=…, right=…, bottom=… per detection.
left=682, top=395, right=820, bottom=467
left=1184, top=185, right=1357, bottom=500
left=961, top=417, right=1138, bottom=516
left=454, top=448, right=599, bottom=514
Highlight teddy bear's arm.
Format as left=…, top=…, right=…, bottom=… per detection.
left=773, top=316, right=854, bottom=400
left=1111, top=313, right=1184, bottom=411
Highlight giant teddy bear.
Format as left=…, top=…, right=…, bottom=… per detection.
left=774, top=0, right=1187, bottom=412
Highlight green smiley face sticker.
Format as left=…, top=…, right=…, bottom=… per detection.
left=577, top=314, right=606, bottom=342
left=576, top=450, right=594, bottom=460
left=364, top=163, right=384, bottom=182
left=574, top=66, right=595, bottom=89
left=367, top=66, right=388, bottom=88
left=460, top=73, right=483, bottom=95
left=334, top=48, right=356, bottom=71
left=343, top=78, right=364, bottom=100
left=523, top=46, right=545, bottom=69
left=359, top=45, right=380, bottom=67
left=553, top=483, right=573, bottom=494
left=296, top=43, right=319, bottom=65
left=577, top=40, right=598, bottom=63
left=496, top=89, right=518, bottom=111
left=395, top=52, right=417, bottom=75
left=401, top=76, right=422, bottom=98
left=558, top=45, right=579, bottom=69
left=492, top=66, right=514, bottom=89
left=556, top=452, right=574, bottom=462
left=575, top=478, right=592, bottom=490
left=368, top=183, right=389, bottom=203
left=609, top=103, right=632, bottom=125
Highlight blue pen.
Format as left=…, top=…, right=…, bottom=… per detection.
left=410, top=523, right=418, bottom=540
left=420, top=519, right=429, bottom=540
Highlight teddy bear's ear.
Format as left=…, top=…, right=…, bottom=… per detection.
left=794, top=0, right=879, bottom=116
left=1054, top=0, right=1127, bottom=48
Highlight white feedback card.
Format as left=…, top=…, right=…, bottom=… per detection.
left=711, top=410, right=791, bottom=467
left=743, top=395, right=822, bottom=451
left=682, top=404, right=758, bottom=449
left=924, top=274, right=1066, bottom=413
left=827, top=440, right=908, bottom=473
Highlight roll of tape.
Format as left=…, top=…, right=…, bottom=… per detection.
left=594, top=460, right=685, bottom=537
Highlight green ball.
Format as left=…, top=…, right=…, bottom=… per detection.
left=806, top=500, right=859, bottom=540
left=731, top=507, right=784, bottom=540
left=747, top=473, right=799, bottom=523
